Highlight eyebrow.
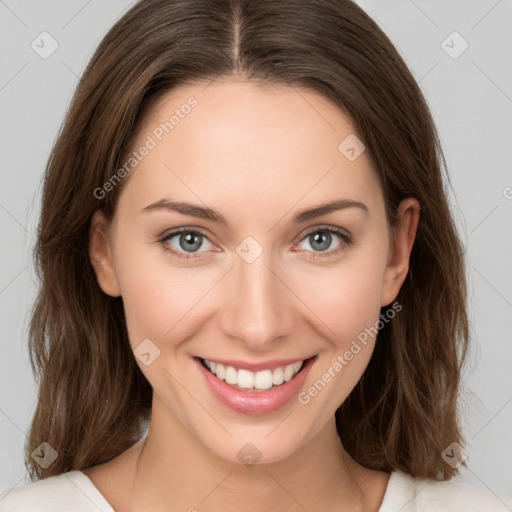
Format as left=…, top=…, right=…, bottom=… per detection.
left=140, top=198, right=368, bottom=227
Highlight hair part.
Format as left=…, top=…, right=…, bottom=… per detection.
left=26, top=0, right=469, bottom=481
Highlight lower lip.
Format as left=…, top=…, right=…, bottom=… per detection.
left=194, top=356, right=316, bottom=415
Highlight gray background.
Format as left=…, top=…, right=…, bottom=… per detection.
left=1, top=0, right=511, bottom=499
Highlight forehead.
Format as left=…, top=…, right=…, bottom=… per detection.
left=118, top=78, right=383, bottom=219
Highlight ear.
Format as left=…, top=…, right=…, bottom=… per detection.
left=380, top=198, right=420, bottom=307
left=89, top=210, right=121, bottom=297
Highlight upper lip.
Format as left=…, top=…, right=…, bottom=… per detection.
left=196, top=355, right=314, bottom=372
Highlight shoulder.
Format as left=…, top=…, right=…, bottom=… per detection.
left=0, top=471, right=113, bottom=512
left=380, top=471, right=512, bottom=512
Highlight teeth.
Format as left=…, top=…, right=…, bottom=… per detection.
left=237, top=369, right=254, bottom=389
left=272, top=367, right=284, bottom=386
left=225, top=365, right=237, bottom=385
left=254, top=370, right=273, bottom=390
left=203, top=359, right=305, bottom=391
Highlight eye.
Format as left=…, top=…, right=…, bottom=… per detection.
left=158, top=226, right=354, bottom=262
left=158, top=228, right=214, bottom=261
left=295, top=226, right=354, bottom=259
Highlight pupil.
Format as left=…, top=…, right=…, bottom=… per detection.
left=180, top=232, right=202, bottom=252
left=311, top=231, right=331, bottom=251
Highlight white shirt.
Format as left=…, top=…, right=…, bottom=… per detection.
left=1, top=469, right=511, bottom=511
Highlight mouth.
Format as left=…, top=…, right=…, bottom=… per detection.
left=195, top=354, right=316, bottom=389
left=193, top=354, right=317, bottom=415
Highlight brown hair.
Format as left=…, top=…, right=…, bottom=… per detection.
left=26, top=0, right=469, bottom=481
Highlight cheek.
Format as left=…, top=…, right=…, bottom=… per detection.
left=293, top=251, right=389, bottom=417
left=112, top=228, right=217, bottom=343
left=290, top=246, right=388, bottom=343
left=119, top=261, right=216, bottom=344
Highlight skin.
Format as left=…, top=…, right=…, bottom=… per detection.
left=86, top=77, right=420, bottom=512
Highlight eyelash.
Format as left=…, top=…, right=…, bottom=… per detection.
left=157, top=226, right=354, bottom=261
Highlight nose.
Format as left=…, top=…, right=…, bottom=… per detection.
left=218, top=247, right=294, bottom=351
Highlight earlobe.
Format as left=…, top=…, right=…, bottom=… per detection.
left=380, top=198, right=420, bottom=307
left=89, top=210, right=121, bottom=297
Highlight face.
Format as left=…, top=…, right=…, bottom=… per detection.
left=90, top=78, right=418, bottom=465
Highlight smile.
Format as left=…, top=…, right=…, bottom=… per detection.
left=193, top=355, right=317, bottom=415
left=200, top=358, right=305, bottom=391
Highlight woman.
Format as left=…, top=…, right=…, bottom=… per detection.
left=1, top=0, right=510, bottom=510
